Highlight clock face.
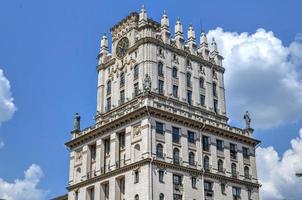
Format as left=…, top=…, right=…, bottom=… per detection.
left=116, top=37, right=129, bottom=59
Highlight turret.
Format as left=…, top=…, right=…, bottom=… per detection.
left=98, top=34, right=109, bottom=65
left=160, top=10, right=170, bottom=43
left=187, top=24, right=196, bottom=54
left=198, top=31, right=210, bottom=60
left=138, top=5, right=148, bottom=27
left=174, top=17, right=184, bottom=49
left=210, top=37, right=223, bottom=66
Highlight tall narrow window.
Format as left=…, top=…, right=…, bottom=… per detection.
left=188, top=131, right=195, bottom=144
left=155, top=121, right=164, bottom=134
left=134, top=83, right=139, bottom=96
left=248, top=189, right=252, bottom=200
left=172, top=127, right=180, bottom=143
left=120, top=72, right=125, bottom=88
left=243, top=147, right=250, bottom=159
left=119, top=132, right=125, bottom=149
left=135, top=194, right=139, bottom=200
left=104, top=138, right=110, bottom=155
left=134, top=65, right=139, bottom=80
left=106, top=97, right=111, bottom=111
left=186, top=73, right=192, bottom=88
left=87, top=187, right=95, bottom=200
left=199, top=77, right=204, bottom=88
left=159, top=170, right=164, bottom=183
left=187, top=90, right=192, bottom=105
left=172, top=67, right=178, bottom=78
left=200, top=95, right=205, bottom=107
left=244, top=166, right=250, bottom=179
left=213, top=82, right=217, bottom=97
left=217, top=159, right=223, bottom=172
left=188, top=152, right=195, bottom=166
left=202, top=135, right=210, bottom=151
left=158, top=80, right=164, bottom=95
left=173, top=148, right=180, bottom=164
left=173, top=85, right=178, bottom=98
left=221, top=183, right=226, bottom=194
left=156, top=143, right=164, bottom=158
left=204, top=156, right=210, bottom=172
left=134, top=170, right=139, bottom=183
left=159, top=193, right=164, bottom=200
left=158, top=62, right=164, bottom=77
left=204, top=181, right=213, bottom=197
left=231, top=163, right=237, bottom=177
left=230, top=143, right=237, bottom=159
left=216, top=139, right=224, bottom=151
left=191, top=177, right=197, bottom=188
left=107, top=80, right=111, bottom=95
left=232, top=187, right=241, bottom=199
left=120, top=90, right=125, bottom=104
left=214, top=99, right=218, bottom=113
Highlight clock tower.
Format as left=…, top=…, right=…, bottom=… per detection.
left=65, top=6, right=260, bottom=200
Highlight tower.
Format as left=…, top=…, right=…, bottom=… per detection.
left=65, top=7, right=260, bottom=200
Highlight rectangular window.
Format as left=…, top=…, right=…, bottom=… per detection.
left=243, top=147, right=250, bottom=159
left=134, top=170, right=139, bottom=183
left=173, top=85, right=178, bottom=98
left=119, top=132, right=125, bottom=149
left=216, top=139, right=224, bottom=151
left=159, top=170, right=164, bottom=183
left=230, top=143, right=237, bottom=159
left=221, top=183, right=226, bottom=194
left=158, top=80, right=164, bottom=95
left=172, top=127, right=180, bottom=143
left=188, top=131, right=195, bottom=144
left=214, top=99, right=218, bottom=113
left=200, top=95, right=205, bottom=107
left=134, top=83, right=139, bottom=96
left=232, top=187, right=241, bottom=198
left=89, top=144, right=96, bottom=162
left=213, top=83, right=217, bottom=97
left=106, top=97, right=111, bottom=111
left=156, top=122, right=164, bottom=134
left=191, top=177, right=197, bottom=188
left=134, top=65, right=139, bottom=80
left=104, top=138, right=110, bottom=155
left=120, top=90, right=125, bottom=104
left=248, top=189, right=252, bottom=200
left=173, top=174, right=182, bottom=186
left=204, top=181, right=213, bottom=197
left=158, top=64, right=164, bottom=77
left=104, top=183, right=109, bottom=200
left=187, top=90, right=192, bottom=105
left=87, top=187, right=95, bottom=200
left=202, top=135, right=210, bottom=151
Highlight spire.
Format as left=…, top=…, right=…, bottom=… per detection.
left=200, top=31, right=208, bottom=47
left=174, top=17, right=183, bottom=35
left=100, top=34, right=108, bottom=50
left=211, top=37, right=218, bottom=52
left=161, top=10, right=169, bottom=29
left=139, top=5, right=147, bottom=23
left=187, top=24, right=196, bottom=42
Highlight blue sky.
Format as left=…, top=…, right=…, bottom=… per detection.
left=0, top=0, right=302, bottom=199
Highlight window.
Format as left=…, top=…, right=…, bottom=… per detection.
left=156, top=143, right=164, bottom=158
left=213, top=82, right=217, bottom=97
left=217, top=159, right=224, bottom=173
left=106, top=97, right=111, bottom=111
left=158, top=62, right=164, bottom=77
left=187, top=90, right=192, bottom=105
left=232, top=187, right=241, bottom=200
left=188, top=152, right=195, bottom=165
left=172, top=127, right=180, bottom=143
left=173, top=148, right=180, bottom=164
left=89, top=144, right=96, bottom=162
left=230, top=143, right=237, bottom=159
left=172, top=67, right=178, bottom=78
left=156, top=122, right=164, bottom=134
left=191, top=177, right=197, bottom=188
left=135, top=194, right=139, bottom=200
left=186, top=73, right=192, bottom=87
left=134, top=65, right=139, bottom=80
left=203, top=156, right=210, bottom=172
left=216, top=139, right=224, bottom=151
left=200, top=95, right=205, bottom=107
left=173, top=85, right=178, bottom=98
left=243, top=147, right=250, bottom=159
left=87, top=187, right=94, bottom=200
left=202, top=135, right=210, bottom=151
left=104, top=138, right=110, bottom=155
left=173, top=194, right=182, bottom=200
left=173, top=174, right=182, bottom=186
left=107, top=80, right=111, bottom=95
left=199, top=77, right=204, bottom=88
left=75, top=190, right=79, bottom=200
left=244, top=166, right=250, bottom=179
left=158, top=80, right=164, bottom=95
left=134, top=170, right=139, bottom=183
left=231, top=163, right=237, bottom=177
left=134, top=83, right=139, bottom=96
left=103, top=183, right=109, bottom=200
left=248, top=189, right=252, bottom=200
left=120, top=90, right=125, bottom=104
left=120, top=72, right=125, bottom=88
left=221, top=183, right=226, bottom=194
left=159, top=170, right=164, bottom=183
left=159, top=193, right=164, bottom=200
left=188, top=131, right=195, bottom=144
left=204, top=181, right=213, bottom=197
left=119, top=132, right=125, bottom=149
left=214, top=99, right=218, bottom=113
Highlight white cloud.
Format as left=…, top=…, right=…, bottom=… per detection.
left=0, top=140, right=4, bottom=149
left=256, top=128, right=302, bottom=200
left=0, top=69, right=16, bottom=124
left=0, top=164, right=47, bottom=200
left=207, top=28, right=302, bottom=129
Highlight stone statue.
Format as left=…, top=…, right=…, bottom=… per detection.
left=74, top=113, right=81, bottom=131
left=143, top=74, right=151, bottom=94
left=243, top=111, right=251, bottom=129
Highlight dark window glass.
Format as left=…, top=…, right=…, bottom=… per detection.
left=158, top=80, right=164, bottom=95
left=172, top=127, right=180, bottom=143
left=187, top=90, right=192, bottom=105
left=159, top=193, right=164, bottom=200
left=204, top=181, right=213, bottom=197
left=134, top=65, right=139, bottom=80
left=173, top=174, right=182, bottom=185
left=104, top=138, right=110, bottom=155
left=186, top=73, right=192, bottom=87
left=221, top=183, right=226, bottom=194
left=134, top=83, right=139, bottom=96
left=120, top=90, right=125, bottom=104
left=173, top=148, right=180, bottom=164
left=156, top=122, right=164, bottom=134
left=188, top=131, right=195, bottom=144
left=107, top=80, right=111, bottom=95
left=200, top=95, right=205, bottom=107
left=232, top=187, right=241, bottom=198
left=134, top=170, right=139, bottom=183
left=120, top=72, right=125, bottom=88
left=231, top=163, right=237, bottom=177
left=191, top=177, right=197, bottom=188
left=218, top=159, right=223, bottom=172
left=216, top=139, right=224, bottom=151
left=172, top=67, right=178, bottom=78
left=202, top=136, right=210, bottom=151
left=173, top=194, right=182, bottom=200
left=230, top=143, right=237, bottom=159
left=213, top=82, right=217, bottom=97
left=106, top=97, right=111, bottom=111
left=244, top=166, right=250, bottom=179
left=158, top=62, right=164, bottom=77
left=214, top=99, right=218, bottom=113
left=199, top=77, right=204, bottom=88
left=204, top=156, right=210, bottom=172
left=243, top=147, right=250, bottom=159
left=119, top=132, right=125, bottom=149
left=189, top=152, right=195, bottom=165
left=173, top=85, right=178, bottom=98
left=159, top=170, right=164, bottom=183
left=156, top=143, right=164, bottom=158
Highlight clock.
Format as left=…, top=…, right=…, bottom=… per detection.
left=116, top=37, right=129, bottom=59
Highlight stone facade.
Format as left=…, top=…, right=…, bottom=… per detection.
left=65, top=6, right=260, bottom=200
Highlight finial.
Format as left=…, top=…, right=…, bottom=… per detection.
left=101, top=34, right=108, bottom=49
left=175, top=17, right=183, bottom=34
left=139, top=4, right=148, bottom=23
left=188, top=24, right=195, bottom=40
left=73, top=113, right=81, bottom=132
left=161, top=10, right=169, bottom=28
left=211, top=37, right=218, bottom=52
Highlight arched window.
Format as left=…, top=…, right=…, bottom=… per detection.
left=107, top=80, right=111, bottom=95
left=204, top=156, right=210, bottom=172
left=135, top=194, right=139, bottom=200
left=189, top=152, right=195, bottom=165
left=172, top=67, right=178, bottom=78
left=134, top=144, right=140, bottom=162
left=212, top=82, right=217, bottom=97
left=244, top=166, right=250, bottom=178
left=231, top=163, right=237, bottom=177
left=120, top=72, right=125, bottom=88
left=199, top=77, right=204, bottom=88
left=186, top=73, right=192, bottom=87
left=156, top=143, right=164, bottom=158
left=159, top=193, right=164, bottom=200
left=173, top=148, right=180, bottom=164
left=158, top=62, right=164, bottom=77
left=218, top=159, right=223, bottom=172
